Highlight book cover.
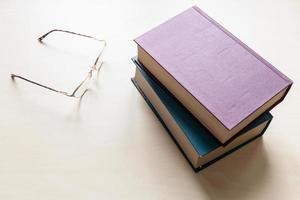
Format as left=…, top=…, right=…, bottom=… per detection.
left=134, top=6, right=291, bottom=144
left=131, top=57, right=273, bottom=172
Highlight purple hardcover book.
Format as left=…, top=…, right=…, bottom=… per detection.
left=134, top=6, right=292, bottom=144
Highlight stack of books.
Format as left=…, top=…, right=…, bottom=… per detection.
left=131, top=6, right=293, bottom=172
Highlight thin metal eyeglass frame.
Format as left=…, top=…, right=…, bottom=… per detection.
left=11, top=29, right=107, bottom=98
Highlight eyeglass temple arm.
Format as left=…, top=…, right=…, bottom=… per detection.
left=38, top=29, right=106, bottom=43
left=38, top=29, right=106, bottom=67
left=11, top=74, right=71, bottom=96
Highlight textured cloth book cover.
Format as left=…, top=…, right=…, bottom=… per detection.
left=135, top=6, right=292, bottom=143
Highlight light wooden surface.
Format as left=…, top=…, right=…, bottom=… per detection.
left=0, top=0, right=299, bottom=199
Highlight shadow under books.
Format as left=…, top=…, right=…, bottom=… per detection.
left=195, top=139, right=270, bottom=200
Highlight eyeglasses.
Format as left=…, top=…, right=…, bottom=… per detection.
left=11, top=29, right=107, bottom=99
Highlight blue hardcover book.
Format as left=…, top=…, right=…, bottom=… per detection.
left=131, top=57, right=273, bottom=172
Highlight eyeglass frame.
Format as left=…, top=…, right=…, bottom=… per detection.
left=11, top=29, right=107, bottom=98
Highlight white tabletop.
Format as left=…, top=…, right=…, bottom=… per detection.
left=0, top=0, right=299, bottom=199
